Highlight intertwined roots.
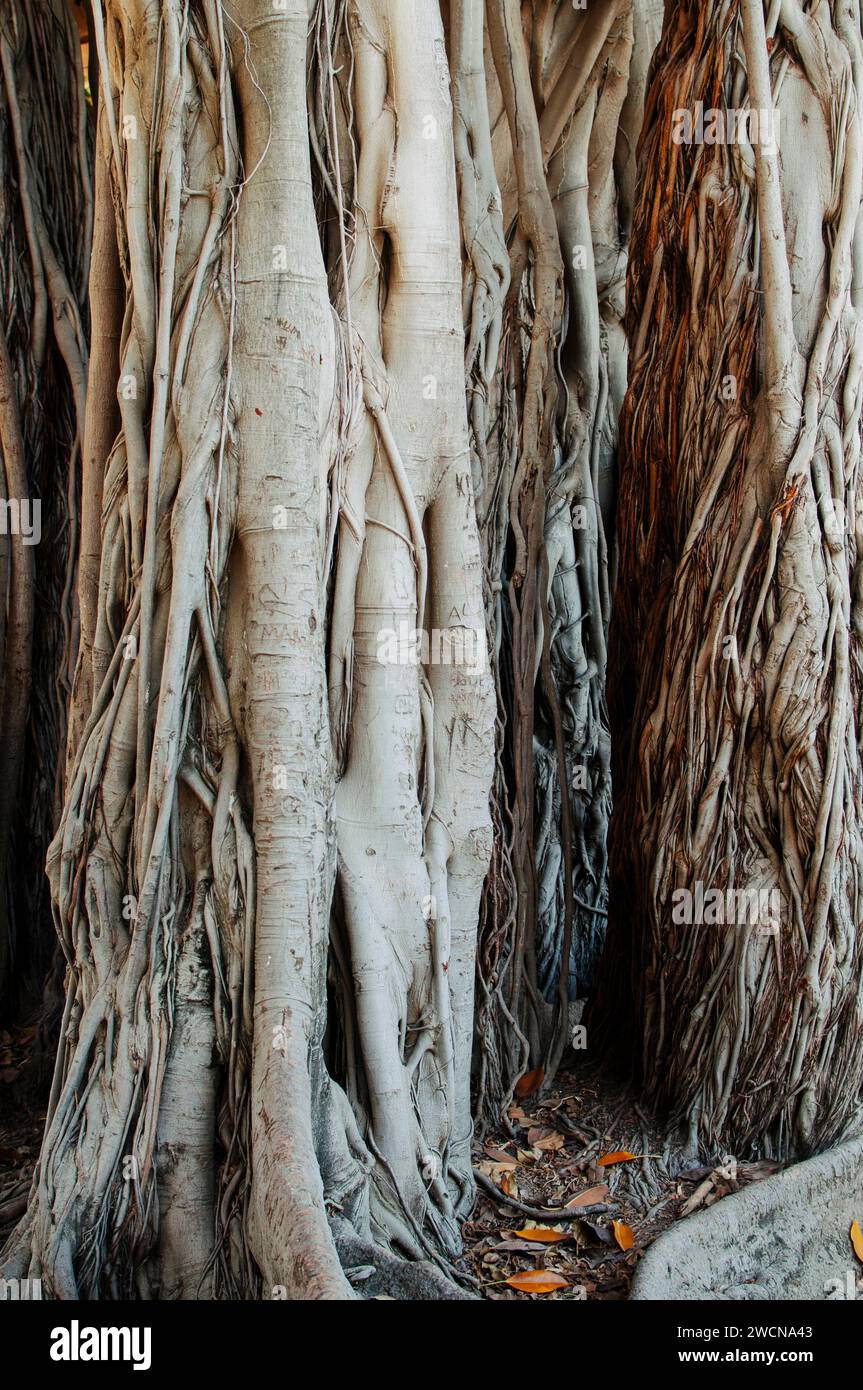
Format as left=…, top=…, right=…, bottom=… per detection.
left=599, top=0, right=863, bottom=1158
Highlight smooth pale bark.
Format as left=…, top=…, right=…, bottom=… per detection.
left=330, top=0, right=495, bottom=1252
left=226, top=0, right=353, bottom=1299
left=5, top=0, right=496, bottom=1299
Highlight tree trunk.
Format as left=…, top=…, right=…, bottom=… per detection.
left=3, top=0, right=496, bottom=1299
left=471, top=0, right=662, bottom=1115
left=3, top=0, right=660, bottom=1299
left=0, top=0, right=89, bottom=1016
left=12, top=0, right=858, bottom=1304
left=597, top=0, right=863, bottom=1159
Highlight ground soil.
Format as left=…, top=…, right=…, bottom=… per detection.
left=464, top=1066, right=785, bottom=1300
left=0, top=1032, right=780, bottom=1299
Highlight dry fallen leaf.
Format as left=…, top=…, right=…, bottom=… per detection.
left=613, top=1220, right=635, bottom=1251
left=477, top=1157, right=518, bottom=1177
left=597, top=1150, right=636, bottom=1167
left=680, top=1176, right=715, bottom=1217
left=504, top=1270, right=569, bottom=1294
left=515, top=1068, right=545, bottom=1098
left=484, top=1144, right=515, bottom=1164
left=851, top=1220, right=863, bottom=1263
left=512, top=1226, right=570, bottom=1244
left=527, top=1126, right=552, bottom=1145
left=565, top=1183, right=609, bottom=1209
left=537, top=1093, right=579, bottom=1113
left=534, top=1132, right=566, bottom=1152
left=738, top=1160, right=782, bottom=1185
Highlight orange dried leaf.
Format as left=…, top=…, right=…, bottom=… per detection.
left=501, top=1170, right=518, bottom=1197
left=851, top=1220, right=863, bottom=1263
left=505, top=1270, right=569, bottom=1294
left=597, top=1150, right=636, bottom=1167
left=512, top=1227, right=569, bottom=1244
left=565, top=1183, right=609, bottom=1209
left=613, top=1220, right=635, bottom=1251
left=515, top=1068, right=544, bottom=1098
